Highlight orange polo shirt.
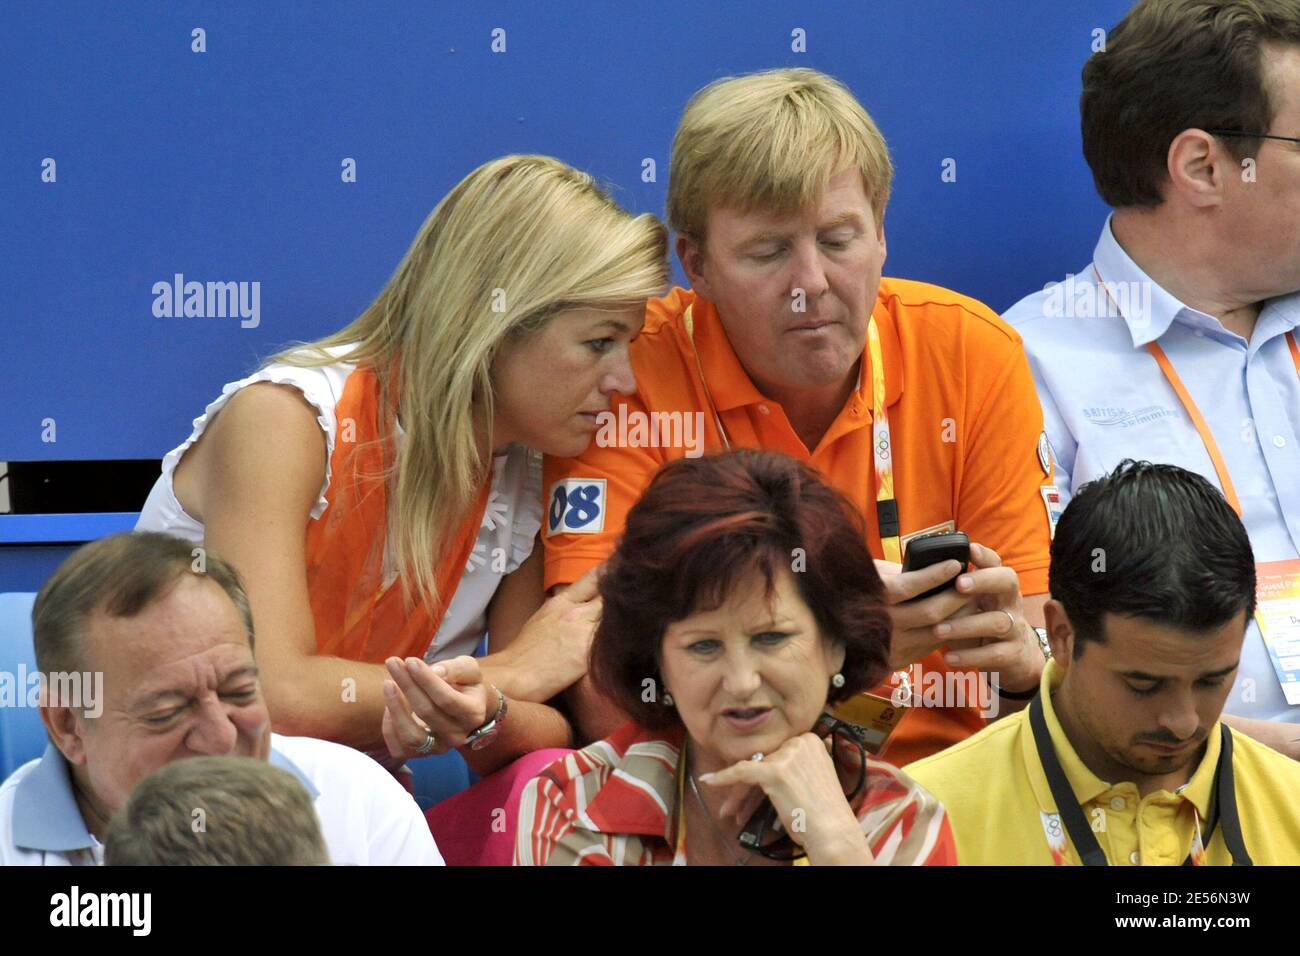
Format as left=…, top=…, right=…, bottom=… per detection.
left=543, top=278, right=1055, bottom=766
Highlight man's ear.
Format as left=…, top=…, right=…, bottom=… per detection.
left=1043, top=599, right=1076, bottom=670
left=40, top=702, right=88, bottom=766
left=676, top=234, right=711, bottom=298
left=1166, top=129, right=1228, bottom=210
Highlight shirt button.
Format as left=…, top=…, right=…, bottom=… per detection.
left=1129, top=850, right=1139, bottom=865
left=1273, top=435, right=1287, bottom=448
left=758, top=405, right=771, bottom=415
left=1110, top=796, right=1127, bottom=811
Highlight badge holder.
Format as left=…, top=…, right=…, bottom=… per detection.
left=830, top=670, right=911, bottom=755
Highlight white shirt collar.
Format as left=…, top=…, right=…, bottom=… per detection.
left=11, top=741, right=319, bottom=854
left=1094, top=213, right=1300, bottom=348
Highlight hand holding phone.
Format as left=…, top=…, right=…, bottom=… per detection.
left=900, top=531, right=970, bottom=601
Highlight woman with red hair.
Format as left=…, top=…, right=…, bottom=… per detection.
left=516, top=450, right=956, bottom=865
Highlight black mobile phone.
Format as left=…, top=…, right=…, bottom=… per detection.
left=901, top=531, right=970, bottom=601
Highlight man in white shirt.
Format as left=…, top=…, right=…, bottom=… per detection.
left=0, top=530, right=442, bottom=865
left=1004, top=0, right=1300, bottom=755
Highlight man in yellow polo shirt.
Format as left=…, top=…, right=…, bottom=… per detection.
left=908, top=460, right=1300, bottom=865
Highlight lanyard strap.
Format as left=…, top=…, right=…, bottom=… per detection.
left=1208, top=726, right=1253, bottom=866
left=1028, top=696, right=1107, bottom=865
left=867, top=317, right=902, bottom=563
left=1092, top=264, right=1300, bottom=518
left=1146, top=336, right=1300, bottom=517
left=1028, top=696, right=1250, bottom=866
left=682, top=304, right=898, bottom=559
left=682, top=304, right=732, bottom=452
left=672, top=746, right=689, bottom=865
left=1145, top=341, right=1245, bottom=516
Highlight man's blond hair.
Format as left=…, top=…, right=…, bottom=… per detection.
left=667, top=68, right=893, bottom=244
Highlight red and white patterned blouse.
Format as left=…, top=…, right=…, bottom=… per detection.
left=515, top=721, right=957, bottom=866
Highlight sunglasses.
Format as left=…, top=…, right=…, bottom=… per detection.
left=736, top=713, right=871, bottom=862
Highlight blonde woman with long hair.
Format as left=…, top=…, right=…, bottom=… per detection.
left=136, top=155, right=669, bottom=777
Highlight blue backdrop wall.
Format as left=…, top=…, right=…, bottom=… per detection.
left=4, top=0, right=1134, bottom=463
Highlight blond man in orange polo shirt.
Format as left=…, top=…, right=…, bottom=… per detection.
left=545, top=68, right=1057, bottom=766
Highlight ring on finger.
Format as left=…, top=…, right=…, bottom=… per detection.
left=414, top=730, right=438, bottom=755
left=1002, top=610, right=1017, bottom=633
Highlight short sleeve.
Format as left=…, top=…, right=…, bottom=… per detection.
left=956, top=335, right=1054, bottom=596
left=160, top=360, right=345, bottom=522
left=542, top=388, right=669, bottom=591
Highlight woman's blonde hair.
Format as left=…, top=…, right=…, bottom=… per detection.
left=667, top=68, right=893, bottom=244
left=270, top=155, right=668, bottom=609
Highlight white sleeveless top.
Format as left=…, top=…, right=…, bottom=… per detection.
left=136, top=346, right=543, bottom=663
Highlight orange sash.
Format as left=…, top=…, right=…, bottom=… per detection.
left=303, top=364, right=490, bottom=663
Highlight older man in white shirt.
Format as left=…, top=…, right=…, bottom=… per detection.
left=1005, top=0, right=1300, bottom=756
left=0, top=531, right=442, bottom=865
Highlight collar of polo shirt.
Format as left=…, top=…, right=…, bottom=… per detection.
left=11, top=738, right=320, bottom=855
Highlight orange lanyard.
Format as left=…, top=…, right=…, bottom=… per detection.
left=1094, top=266, right=1300, bottom=518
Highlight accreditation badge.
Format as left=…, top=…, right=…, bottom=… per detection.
left=1254, top=559, right=1300, bottom=706
left=831, top=692, right=907, bottom=756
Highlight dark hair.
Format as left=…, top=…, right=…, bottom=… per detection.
left=103, top=756, right=329, bottom=866
left=1049, top=460, right=1256, bottom=656
left=1081, top=0, right=1300, bottom=208
left=591, top=450, right=891, bottom=731
left=33, top=531, right=255, bottom=678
